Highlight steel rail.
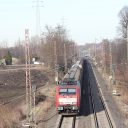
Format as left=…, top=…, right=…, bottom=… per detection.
left=57, top=115, right=63, bottom=128
left=99, top=91, right=113, bottom=128
left=0, top=82, right=47, bottom=106
left=72, top=116, right=76, bottom=128
left=57, top=115, right=76, bottom=128
left=88, top=62, right=113, bottom=128
left=91, top=66, right=113, bottom=128
left=88, top=79, right=99, bottom=128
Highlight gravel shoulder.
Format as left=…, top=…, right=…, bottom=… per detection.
left=91, top=63, right=126, bottom=128
left=34, top=83, right=57, bottom=128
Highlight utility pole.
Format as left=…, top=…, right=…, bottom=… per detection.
left=109, top=42, right=112, bottom=76
left=101, top=42, right=103, bottom=64
left=54, top=41, right=58, bottom=84
left=73, top=43, right=75, bottom=63
left=32, top=85, right=37, bottom=125
left=33, top=0, right=43, bottom=44
left=94, top=39, right=97, bottom=62
left=109, top=42, right=116, bottom=95
left=127, top=25, right=128, bottom=64
left=102, top=42, right=106, bottom=73
left=36, top=0, right=40, bottom=38
left=64, top=43, right=67, bottom=71
left=25, top=29, right=32, bottom=124
left=93, top=43, right=96, bottom=60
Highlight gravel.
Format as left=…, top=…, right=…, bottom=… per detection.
left=91, top=62, right=126, bottom=128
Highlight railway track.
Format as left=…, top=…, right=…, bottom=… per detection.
left=0, top=82, right=47, bottom=106
left=57, top=115, right=76, bottom=128
left=87, top=61, right=114, bottom=128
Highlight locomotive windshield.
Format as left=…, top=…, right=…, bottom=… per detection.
left=68, top=88, right=76, bottom=94
left=59, top=89, right=67, bottom=95
left=59, top=88, right=76, bottom=95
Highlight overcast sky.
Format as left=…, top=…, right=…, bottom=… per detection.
left=0, top=0, right=128, bottom=46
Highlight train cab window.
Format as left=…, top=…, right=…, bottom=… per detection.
left=59, top=88, right=76, bottom=95
left=59, top=89, right=67, bottom=95
left=68, top=88, right=76, bottom=94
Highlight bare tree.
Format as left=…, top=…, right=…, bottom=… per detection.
left=40, top=24, right=77, bottom=68
left=0, top=40, right=8, bottom=59
left=118, top=6, right=128, bottom=38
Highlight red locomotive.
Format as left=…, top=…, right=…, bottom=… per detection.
left=55, top=61, right=82, bottom=115
left=56, top=80, right=81, bottom=114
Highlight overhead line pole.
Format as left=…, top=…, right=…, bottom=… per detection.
left=25, top=29, right=32, bottom=123
left=33, top=0, right=43, bottom=45
left=36, top=0, right=41, bottom=39
left=109, top=42, right=116, bottom=95
left=54, top=41, right=58, bottom=84
left=126, top=24, right=128, bottom=64
left=64, top=43, right=67, bottom=71
left=109, top=42, right=112, bottom=76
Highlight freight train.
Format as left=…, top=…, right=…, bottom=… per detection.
left=55, top=61, right=82, bottom=115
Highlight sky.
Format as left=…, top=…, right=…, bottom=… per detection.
left=0, top=0, right=128, bottom=47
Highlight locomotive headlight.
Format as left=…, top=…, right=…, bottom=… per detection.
left=59, top=102, right=63, bottom=105
left=58, top=107, right=63, bottom=110
left=59, top=98, right=63, bottom=102
left=72, top=106, right=78, bottom=110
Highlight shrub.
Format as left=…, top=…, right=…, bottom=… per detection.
left=5, top=51, right=12, bottom=65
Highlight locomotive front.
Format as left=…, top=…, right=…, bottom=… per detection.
left=56, top=81, right=81, bottom=115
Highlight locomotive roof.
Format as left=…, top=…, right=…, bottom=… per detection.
left=59, top=80, right=80, bottom=86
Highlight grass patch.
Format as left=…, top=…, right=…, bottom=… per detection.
left=0, top=106, right=21, bottom=128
